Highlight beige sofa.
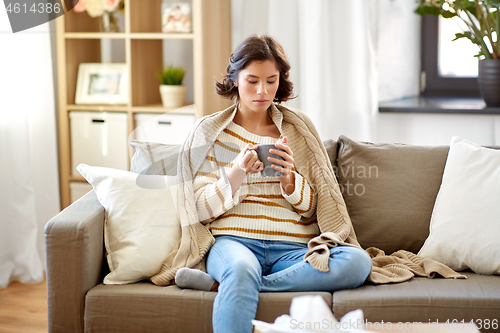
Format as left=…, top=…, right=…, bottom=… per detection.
left=45, top=136, right=500, bottom=333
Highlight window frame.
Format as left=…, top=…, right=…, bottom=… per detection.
left=421, top=15, right=480, bottom=97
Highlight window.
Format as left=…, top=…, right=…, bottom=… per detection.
left=438, top=16, right=478, bottom=77
left=421, top=15, right=480, bottom=96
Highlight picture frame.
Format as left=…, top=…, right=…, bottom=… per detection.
left=161, top=1, right=192, bottom=33
left=75, top=63, right=128, bottom=105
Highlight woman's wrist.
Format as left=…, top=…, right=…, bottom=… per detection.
left=231, top=162, right=247, bottom=177
left=280, top=171, right=295, bottom=195
left=228, top=163, right=247, bottom=196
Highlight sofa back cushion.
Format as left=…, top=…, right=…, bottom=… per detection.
left=323, top=139, right=338, bottom=167
left=336, top=136, right=450, bottom=254
left=130, top=139, right=339, bottom=176
left=130, top=140, right=180, bottom=175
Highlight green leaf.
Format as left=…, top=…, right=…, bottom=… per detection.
left=414, top=2, right=456, bottom=18
left=451, top=31, right=473, bottom=41
left=460, top=0, right=476, bottom=10
left=485, top=0, right=500, bottom=8
left=155, top=72, right=164, bottom=83
left=415, top=5, right=442, bottom=16
left=441, top=10, right=457, bottom=18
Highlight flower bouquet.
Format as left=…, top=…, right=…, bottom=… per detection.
left=73, top=0, right=125, bottom=32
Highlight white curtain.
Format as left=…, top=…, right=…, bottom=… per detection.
left=231, top=0, right=421, bottom=142
left=0, top=9, right=60, bottom=288
left=377, top=0, right=421, bottom=103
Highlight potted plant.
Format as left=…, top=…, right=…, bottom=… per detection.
left=156, top=65, right=187, bottom=109
left=415, top=0, right=500, bottom=107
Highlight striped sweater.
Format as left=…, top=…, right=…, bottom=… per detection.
left=194, top=121, right=319, bottom=243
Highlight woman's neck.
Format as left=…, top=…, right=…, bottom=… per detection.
left=233, top=105, right=273, bottom=131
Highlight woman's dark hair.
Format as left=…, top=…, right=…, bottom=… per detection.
left=215, top=35, right=295, bottom=103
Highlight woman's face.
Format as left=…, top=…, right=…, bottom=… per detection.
left=235, top=59, right=280, bottom=115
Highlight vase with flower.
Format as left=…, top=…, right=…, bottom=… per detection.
left=73, top=0, right=125, bottom=33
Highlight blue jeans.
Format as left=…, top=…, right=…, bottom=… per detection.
left=206, top=235, right=372, bottom=333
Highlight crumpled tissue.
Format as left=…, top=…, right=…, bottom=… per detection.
left=252, top=295, right=372, bottom=333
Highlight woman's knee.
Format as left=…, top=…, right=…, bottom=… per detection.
left=347, top=247, right=372, bottom=284
left=226, top=256, right=261, bottom=279
left=332, top=246, right=372, bottom=286
left=217, top=259, right=261, bottom=295
left=208, top=237, right=261, bottom=283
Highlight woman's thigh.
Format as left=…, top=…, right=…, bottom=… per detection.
left=206, top=235, right=263, bottom=283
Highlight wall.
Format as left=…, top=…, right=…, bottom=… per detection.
left=377, top=113, right=500, bottom=146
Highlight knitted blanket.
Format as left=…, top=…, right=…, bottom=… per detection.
left=150, top=103, right=465, bottom=286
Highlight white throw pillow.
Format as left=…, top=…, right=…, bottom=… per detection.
left=418, top=137, right=500, bottom=275
left=77, top=164, right=181, bottom=284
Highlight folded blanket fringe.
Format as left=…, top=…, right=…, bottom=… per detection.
left=304, top=233, right=466, bottom=284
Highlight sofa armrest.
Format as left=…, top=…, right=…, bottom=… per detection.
left=45, top=190, right=105, bottom=333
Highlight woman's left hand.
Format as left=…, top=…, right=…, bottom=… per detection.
left=268, top=136, right=294, bottom=179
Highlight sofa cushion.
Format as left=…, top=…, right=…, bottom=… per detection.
left=77, top=164, right=181, bottom=285
left=336, top=136, right=449, bottom=255
left=333, top=272, right=500, bottom=329
left=84, top=282, right=332, bottom=333
left=130, top=139, right=338, bottom=176
left=129, top=140, right=180, bottom=175
left=323, top=139, right=338, bottom=167
left=418, top=137, right=500, bottom=275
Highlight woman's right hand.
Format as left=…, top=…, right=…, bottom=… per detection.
left=235, top=143, right=264, bottom=175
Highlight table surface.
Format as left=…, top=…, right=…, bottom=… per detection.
left=366, top=322, right=480, bottom=333
left=254, top=322, right=481, bottom=333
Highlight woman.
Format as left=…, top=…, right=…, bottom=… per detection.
left=172, top=35, right=372, bottom=333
